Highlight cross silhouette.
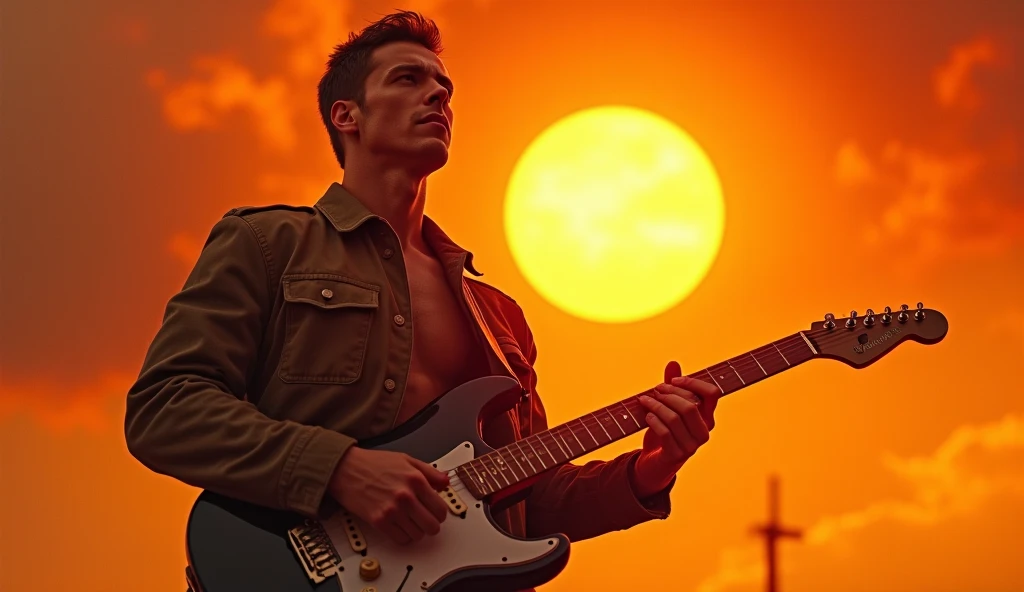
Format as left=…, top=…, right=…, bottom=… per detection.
left=750, top=475, right=802, bottom=592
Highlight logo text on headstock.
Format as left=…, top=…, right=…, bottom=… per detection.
left=853, top=326, right=902, bottom=354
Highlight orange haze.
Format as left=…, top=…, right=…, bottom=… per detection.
left=2, top=1, right=1022, bottom=591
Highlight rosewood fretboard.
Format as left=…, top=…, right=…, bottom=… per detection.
left=455, top=330, right=820, bottom=499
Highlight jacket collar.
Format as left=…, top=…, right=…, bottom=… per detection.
left=315, top=182, right=483, bottom=277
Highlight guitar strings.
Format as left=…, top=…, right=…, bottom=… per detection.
left=463, top=317, right=927, bottom=493
left=548, top=320, right=920, bottom=447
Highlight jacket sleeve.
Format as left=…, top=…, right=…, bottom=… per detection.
left=518, top=321, right=676, bottom=541
left=124, top=214, right=355, bottom=519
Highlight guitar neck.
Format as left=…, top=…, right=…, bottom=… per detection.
left=456, top=331, right=818, bottom=499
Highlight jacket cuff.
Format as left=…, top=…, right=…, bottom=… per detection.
left=281, top=426, right=357, bottom=518
left=608, top=450, right=675, bottom=529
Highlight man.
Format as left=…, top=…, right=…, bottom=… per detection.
left=125, top=9, right=720, bottom=588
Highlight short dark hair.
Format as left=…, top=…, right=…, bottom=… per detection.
left=317, top=11, right=444, bottom=169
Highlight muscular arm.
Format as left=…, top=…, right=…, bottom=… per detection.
left=124, top=214, right=355, bottom=518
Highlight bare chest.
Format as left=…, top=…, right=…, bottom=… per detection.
left=394, top=258, right=490, bottom=425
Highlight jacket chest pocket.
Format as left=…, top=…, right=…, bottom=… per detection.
left=279, top=274, right=380, bottom=384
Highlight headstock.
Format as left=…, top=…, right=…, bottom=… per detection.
left=806, top=303, right=948, bottom=368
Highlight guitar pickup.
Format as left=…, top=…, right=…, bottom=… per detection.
left=339, top=508, right=367, bottom=553
left=440, top=485, right=468, bottom=517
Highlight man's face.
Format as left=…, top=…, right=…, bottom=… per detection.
left=336, top=41, right=455, bottom=173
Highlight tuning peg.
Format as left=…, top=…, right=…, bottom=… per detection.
left=846, top=310, right=858, bottom=328
left=915, top=302, right=925, bottom=321
left=864, top=308, right=875, bottom=327
left=898, top=304, right=909, bottom=323
left=823, top=313, right=836, bottom=330
left=881, top=306, right=892, bottom=325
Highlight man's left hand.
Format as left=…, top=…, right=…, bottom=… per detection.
left=631, top=361, right=721, bottom=499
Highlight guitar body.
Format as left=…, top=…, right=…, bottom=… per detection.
left=184, top=376, right=570, bottom=592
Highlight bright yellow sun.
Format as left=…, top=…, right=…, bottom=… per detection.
left=504, top=106, right=725, bottom=323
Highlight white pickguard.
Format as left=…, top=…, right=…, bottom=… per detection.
left=322, top=442, right=560, bottom=591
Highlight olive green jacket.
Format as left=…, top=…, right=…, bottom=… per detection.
left=125, top=183, right=673, bottom=541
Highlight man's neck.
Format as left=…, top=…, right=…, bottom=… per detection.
left=341, top=165, right=430, bottom=254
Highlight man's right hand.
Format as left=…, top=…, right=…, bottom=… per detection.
left=328, top=447, right=451, bottom=545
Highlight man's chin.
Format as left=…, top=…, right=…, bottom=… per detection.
left=412, top=144, right=450, bottom=174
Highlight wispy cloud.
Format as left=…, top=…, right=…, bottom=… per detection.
left=146, top=56, right=297, bottom=152
left=934, top=37, right=999, bottom=111
left=145, top=0, right=355, bottom=152
left=835, top=35, right=1022, bottom=261
left=807, top=414, right=1024, bottom=545
left=261, top=0, right=353, bottom=79
left=0, top=374, right=135, bottom=433
left=145, top=0, right=479, bottom=155
left=695, top=414, right=1024, bottom=592
left=696, top=545, right=765, bottom=592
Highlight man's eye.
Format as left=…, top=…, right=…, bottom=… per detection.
left=399, top=74, right=416, bottom=82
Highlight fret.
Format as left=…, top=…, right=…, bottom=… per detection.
left=604, top=407, right=627, bottom=436
left=566, top=423, right=586, bottom=451
left=482, top=453, right=511, bottom=487
left=703, top=370, right=724, bottom=394
left=577, top=418, right=600, bottom=447
left=476, top=458, right=502, bottom=492
left=467, top=461, right=491, bottom=494
left=494, top=453, right=515, bottom=485
left=750, top=351, right=768, bottom=375
left=591, top=413, right=612, bottom=441
left=544, top=426, right=569, bottom=458
left=539, top=430, right=566, bottom=460
left=557, top=424, right=581, bottom=456
left=771, top=341, right=791, bottom=366
left=726, top=359, right=746, bottom=385
left=525, top=438, right=549, bottom=470
left=621, top=401, right=642, bottom=429
left=514, top=441, right=538, bottom=474
left=501, top=447, right=527, bottom=479
left=552, top=426, right=577, bottom=454
left=532, top=430, right=557, bottom=458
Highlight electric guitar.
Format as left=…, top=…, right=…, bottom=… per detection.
left=184, top=303, right=948, bottom=592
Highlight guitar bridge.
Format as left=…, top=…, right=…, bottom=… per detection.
left=288, top=519, right=343, bottom=584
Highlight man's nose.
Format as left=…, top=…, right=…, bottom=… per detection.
left=426, top=84, right=450, bottom=107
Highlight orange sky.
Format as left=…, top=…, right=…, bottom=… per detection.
left=2, top=1, right=1022, bottom=591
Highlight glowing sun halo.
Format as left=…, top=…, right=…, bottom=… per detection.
left=504, top=106, right=725, bottom=323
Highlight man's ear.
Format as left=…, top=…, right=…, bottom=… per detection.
left=330, top=99, right=360, bottom=136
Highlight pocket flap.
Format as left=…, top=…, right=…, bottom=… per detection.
left=282, top=274, right=379, bottom=310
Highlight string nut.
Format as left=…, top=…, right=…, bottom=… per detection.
left=823, top=313, right=836, bottom=330
left=915, top=302, right=925, bottom=321
left=846, top=310, right=858, bottom=329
